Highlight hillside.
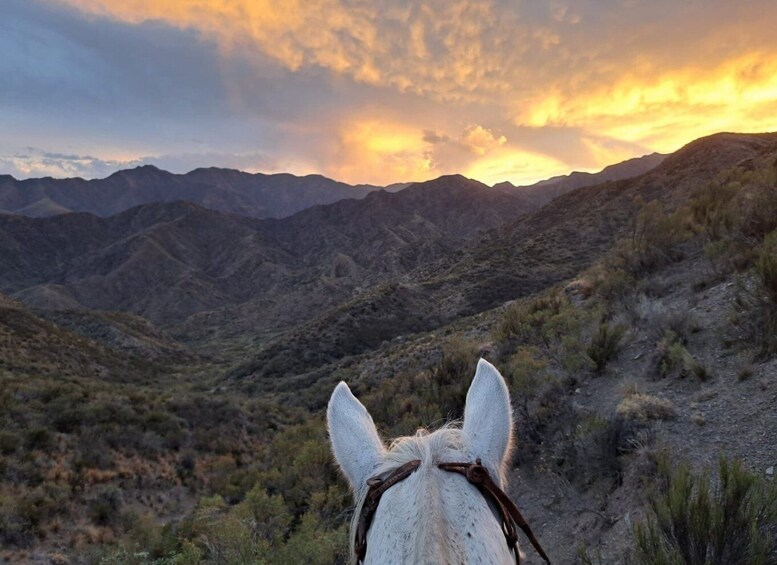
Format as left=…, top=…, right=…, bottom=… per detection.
left=1, top=132, right=776, bottom=563
left=0, top=291, right=183, bottom=384
left=0, top=175, right=539, bottom=353
left=233, top=133, right=777, bottom=381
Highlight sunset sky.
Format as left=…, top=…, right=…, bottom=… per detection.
left=3, top=0, right=777, bottom=186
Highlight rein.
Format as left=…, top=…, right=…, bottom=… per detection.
left=354, top=458, right=551, bottom=564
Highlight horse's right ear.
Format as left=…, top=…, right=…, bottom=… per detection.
left=327, top=381, right=385, bottom=493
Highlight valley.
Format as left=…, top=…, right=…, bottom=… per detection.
left=1, top=133, right=776, bottom=563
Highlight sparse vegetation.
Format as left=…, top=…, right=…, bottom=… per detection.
left=2, top=136, right=777, bottom=563
left=619, top=197, right=691, bottom=276
left=616, top=394, right=676, bottom=423
left=653, top=330, right=710, bottom=381
left=687, top=164, right=777, bottom=358
left=495, top=291, right=593, bottom=375
left=587, top=322, right=626, bottom=373
left=633, top=456, right=777, bottom=565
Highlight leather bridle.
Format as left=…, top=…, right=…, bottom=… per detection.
left=354, top=458, right=551, bottom=564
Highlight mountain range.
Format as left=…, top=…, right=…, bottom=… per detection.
left=3, top=131, right=777, bottom=563
left=495, top=151, right=665, bottom=208
left=0, top=152, right=663, bottom=219
left=2, top=133, right=775, bottom=381
left=0, top=166, right=394, bottom=219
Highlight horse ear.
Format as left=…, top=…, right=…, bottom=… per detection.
left=327, top=381, right=385, bottom=492
left=462, top=358, right=514, bottom=479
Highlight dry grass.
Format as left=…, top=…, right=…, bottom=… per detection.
left=617, top=394, right=677, bottom=423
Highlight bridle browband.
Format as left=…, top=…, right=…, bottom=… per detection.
left=354, top=458, right=551, bottom=564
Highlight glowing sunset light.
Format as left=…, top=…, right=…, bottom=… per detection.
left=3, top=0, right=777, bottom=184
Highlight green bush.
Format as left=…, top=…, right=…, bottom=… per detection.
left=496, top=292, right=591, bottom=373
left=89, top=487, right=123, bottom=527
left=754, top=231, right=777, bottom=356
left=427, top=338, right=480, bottom=419
left=496, top=294, right=563, bottom=344
left=587, top=322, right=626, bottom=373
left=653, top=331, right=710, bottom=381
left=620, top=198, right=690, bottom=276
left=633, top=456, right=777, bottom=564
left=690, top=179, right=740, bottom=241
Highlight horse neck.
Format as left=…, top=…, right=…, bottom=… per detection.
left=360, top=460, right=516, bottom=564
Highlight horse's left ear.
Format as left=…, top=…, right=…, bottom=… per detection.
left=327, top=381, right=386, bottom=493
left=462, top=358, right=514, bottom=481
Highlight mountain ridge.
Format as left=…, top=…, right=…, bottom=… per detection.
left=3, top=132, right=774, bottom=377
left=0, top=175, right=538, bottom=338
left=0, top=153, right=665, bottom=221
left=0, top=166, right=381, bottom=219
left=494, top=151, right=666, bottom=208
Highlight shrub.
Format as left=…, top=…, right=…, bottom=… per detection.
left=496, top=292, right=590, bottom=373
left=88, top=487, right=123, bottom=527
left=0, top=431, right=21, bottom=455
left=653, top=332, right=710, bottom=381
left=752, top=230, right=777, bottom=357
left=737, top=367, right=754, bottom=382
left=507, top=346, right=548, bottom=397
left=559, top=415, right=639, bottom=487
left=617, top=394, right=676, bottom=423
left=587, top=322, right=626, bottom=373
left=738, top=179, right=777, bottom=241
left=24, top=427, right=52, bottom=451
left=620, top=198, right=690, bottom=276
left=756, top=231, right=777, bottom=304
left=427, top=338, right=480, bottom=419
left=633, top=456, right=777, bottom=564
left=731, top=232, right=777, bottom=359
left=590, top=261, right=635, bottom=303
left=690, top=179, right=740, bottom=241
left=495, top=293, right=567, bottom=344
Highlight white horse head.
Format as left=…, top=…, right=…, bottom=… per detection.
left=327, top=358, right=522, bottom=564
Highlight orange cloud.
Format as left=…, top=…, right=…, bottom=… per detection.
left=517, top=53, right=777, bottom=153
left=461, top=125, right=507, bottom=156
left=465, top=147, right=569, bottom=187
left=42, top=1, right=777, bottom=185
left=324, top=118, right=432, bottom=185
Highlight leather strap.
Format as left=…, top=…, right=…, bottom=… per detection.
left=439, top=459, right=552, bottom=564
left=355, top=459, right=421, bottom=562
left=353, top=457, right=551, bottom=564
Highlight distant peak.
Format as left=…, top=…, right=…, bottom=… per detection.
left=186, top=166, right=243, bottom=175
left=108, top=164, right=171, bottom=179
left=434, top=173, right=470, bottom=182
left=410, top=174, right=488, bottom=190
left=130, top=164, right=165, bottom=173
